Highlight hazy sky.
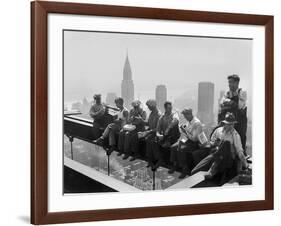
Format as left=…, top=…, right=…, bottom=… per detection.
left=64, top=30, right=252, bottom=110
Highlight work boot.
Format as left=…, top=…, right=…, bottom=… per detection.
left=204, top=162, right=218, bottom=180
left=106, top=146, right=114, bottom=155
left=179, top=172, right=188, bottom=179
left=146, top=162, right=152, bottom=168
left=129, top=156, right=136, bottom=161
left=93, top=137, right=104, bottom=146
left=122, top=154, right=129, bottom=160
left=168, top=165, right=176, bottom=174
left=178, top=167, right=189, bottom=179
left=154, top=161, right=162, bottom=169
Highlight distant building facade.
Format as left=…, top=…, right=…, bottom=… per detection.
left=197, top=82, right=215, bottom=126
left=155, top=85, right=167, bottom=113
left=134, top=167, right=149, bottom=190
left=121, top=52, right=134, bottom=108
left=174, top=90, right=197, bottom=113
left=71, top=101, right=82, bottom=111
left=106, top=92, right=117, bottom=106
left=146, top=178, right=162, bottom=190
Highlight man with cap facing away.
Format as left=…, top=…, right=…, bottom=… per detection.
left=218, top=74, right=248, bottom=155
left=169, top=108, right=203, bottom=179
left=118, top=100, right=147, bottom=160
left=89, top=94, right=106, bottom=139
left=192, top=112, right=248, bottom=181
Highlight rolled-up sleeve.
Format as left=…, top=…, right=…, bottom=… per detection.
left=210, top=128, right=220, bottom=145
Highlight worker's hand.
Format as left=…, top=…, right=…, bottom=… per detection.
left=135, top=116, right=143, bottom=121
left=214, top=138, right=221, bottom=146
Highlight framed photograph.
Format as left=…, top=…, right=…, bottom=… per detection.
left=31, top=1, right=274, bottom=224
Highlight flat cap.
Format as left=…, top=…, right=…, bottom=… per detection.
left=227, top=74, right=240, bottom=82
left=131, top=100, right=141, bottom=107
left=146, top=99, right=157, bottom=107
left=181, top=108, right=193, bottom=115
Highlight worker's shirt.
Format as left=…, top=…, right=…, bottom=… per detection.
left=157, top=112, right=179, bottom=134
left=116, top=107, right=129, bottom=127
left=220, top=88, right=247, bottom=110
left=128, top=108, right=147, bottom=131
left=147, top=109, right=161, bottom=131
left=89, top=103, right=105, bottom=120
left=180, top=116, right=203, bottom=142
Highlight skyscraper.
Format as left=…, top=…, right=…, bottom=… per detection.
left=155, top=85, right=167, bottom=113
left=121, top=52, right=134, bottom=108
left=197, top=82, right=215, bottom=126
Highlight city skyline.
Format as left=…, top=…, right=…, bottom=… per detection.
left=64, top=30, right=252, bottom=116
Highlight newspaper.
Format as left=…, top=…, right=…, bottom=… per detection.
left=198, top=131, right=208, bottom=145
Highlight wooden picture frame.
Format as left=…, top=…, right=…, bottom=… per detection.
left=31, top=1, right=274, bottom=224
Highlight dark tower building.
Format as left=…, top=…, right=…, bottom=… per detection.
left=155, top=85, right=167, bottom=113
left=121, top=52, right=134, bottom=108
left=197, top=82, right=215, bottom=126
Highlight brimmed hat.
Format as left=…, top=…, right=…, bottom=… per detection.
left=146, top=99, right=157, bottom=107
left=222, top=112, right=237, bottom=124
left=131, top=100, right=141, bottom=107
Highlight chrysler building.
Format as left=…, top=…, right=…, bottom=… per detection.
left=121, top=52, right=134, bottom=108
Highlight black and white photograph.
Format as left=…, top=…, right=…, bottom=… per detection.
left=63, top=30, right=253, bottom=193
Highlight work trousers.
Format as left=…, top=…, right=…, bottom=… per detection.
left=191, top=141, right=235, bottom=175
left=170, top=140, right=199, bottom=170
left=102, top=123, right=120, bottom=146
left=118, top=130, right=139, bottom=156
